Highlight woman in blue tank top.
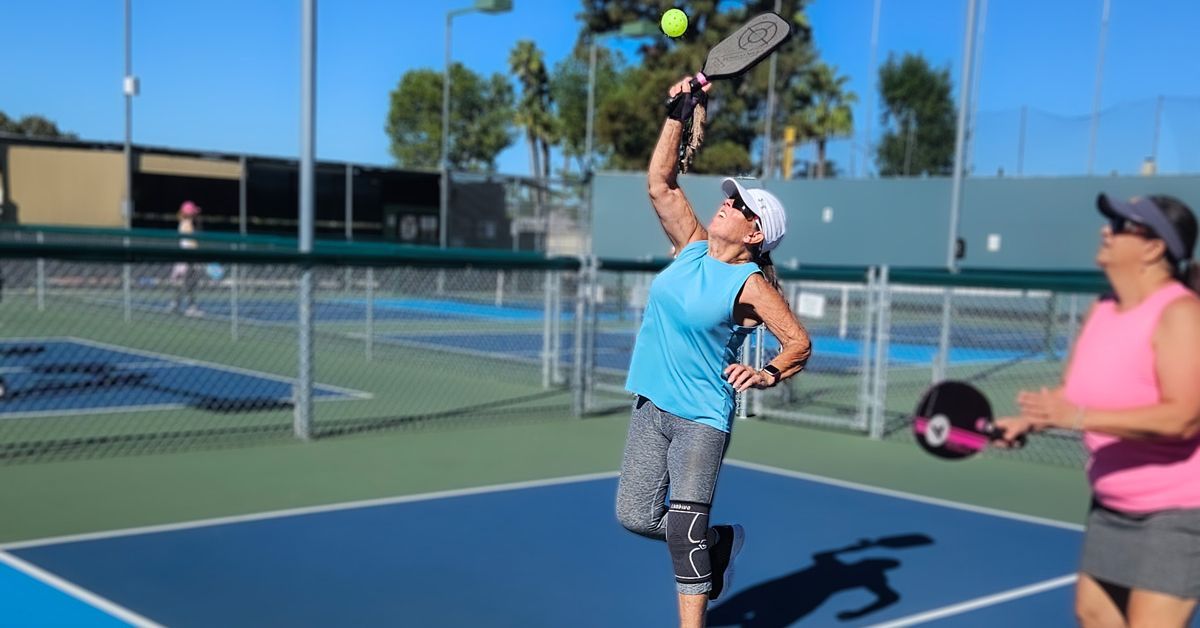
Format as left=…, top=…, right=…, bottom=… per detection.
left=615, top=76, right=812, bottom=627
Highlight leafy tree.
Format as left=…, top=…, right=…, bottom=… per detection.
left=0, top=111, right=76, bottom=139
left=788, top=62, right=855, bottom=178
left=578, top=0, right=815, bottom=175
left=385, top=64, right=514, bottom=172
left=875, top=53, right=956, bottom=177
left=549, top=45, right=621, bottom=176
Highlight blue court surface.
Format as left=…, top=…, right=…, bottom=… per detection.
left=0, top=339, right=364, bottom=418
left=1, top=462, right=1096, bottom=627
left=379, top=330, right=1051, bottom=374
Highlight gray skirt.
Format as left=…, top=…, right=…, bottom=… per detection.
left=1080, top=500, right=1200, bottom=599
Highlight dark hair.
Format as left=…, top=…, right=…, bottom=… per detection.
left=752, top=248, right=786, bottom=298
left=1150, top=195, right=1200, bottom=295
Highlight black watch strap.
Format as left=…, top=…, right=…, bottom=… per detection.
left=761, top=364, right=781, bottom=382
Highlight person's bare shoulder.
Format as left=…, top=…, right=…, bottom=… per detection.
left=1160, top=293, right=1200, bottom=330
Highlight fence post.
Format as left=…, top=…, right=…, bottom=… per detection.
left=1042, top=292, right=1059, bottom=359
left=365, top=267, right=375, bottom=361
left=869, top=266, right=891, bottom=439
left=1066, top=293, right=1081, bottom=353
left=552, top=270, right=563, bottom=384
left=751, top=326, right=765, bottom=417
left=542, top=269, right=553, bottom=388
left=583, top=257, right=600, bottom=413
left=35, top=232, right=45, bottom=311
left=932, top=289, right=953, bottom=383
left=571, top=259, right=589, bottom=417
left=857, top=267, right=878, bottom=432
left=230, top=264, right=239, bottom=341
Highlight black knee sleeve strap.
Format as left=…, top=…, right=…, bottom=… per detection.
left=666, top=500, right=712, bottom=585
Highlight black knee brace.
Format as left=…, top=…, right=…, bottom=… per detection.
left=666, top=500, right=712, bottom=585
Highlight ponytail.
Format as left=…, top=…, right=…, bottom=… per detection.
left=753, top=248, right=786, bottom=301
left=1180, top=259, right=1200, bottom=296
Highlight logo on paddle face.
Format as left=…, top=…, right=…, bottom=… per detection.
left=738, top=19, right=779, bottom=50
left=925, top=414, right=951, bottom=446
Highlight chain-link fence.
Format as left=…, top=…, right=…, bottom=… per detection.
left=1, top=228, right=1112, bottom=467
left=0, top=234, right=581, bottom=463
left=576, top=262, right=1108, bottom=467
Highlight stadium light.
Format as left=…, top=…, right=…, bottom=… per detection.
left=441, top=1, right=514, bottom=249
left=475, top=0, right=513, bottom=13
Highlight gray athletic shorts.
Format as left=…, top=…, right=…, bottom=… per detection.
left=1080, top=500, right=1200, bottom=599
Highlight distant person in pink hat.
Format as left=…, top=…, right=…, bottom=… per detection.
left=615, top=76, right=812, bottom=627
left=169, top=200, right=202, bottom=316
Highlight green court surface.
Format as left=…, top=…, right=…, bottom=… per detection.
left=0, top=410, right=1090, bottom=545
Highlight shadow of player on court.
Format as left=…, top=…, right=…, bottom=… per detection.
left=708, top=533, right=935, bottom=627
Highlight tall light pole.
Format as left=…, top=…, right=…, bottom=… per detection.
left=862, top=0, right=882, bottom=178
left=122, top=0, right=137, bottom=229
left=947, top=0, right=979, bottom=271
left=121, top=0, right=138, bottom=324
left=296, top=0, right=317, bottom=439
left=1086, top=0, right=1111, bottom=175
left=585, top=20, right=656, bottom=253
left=441, top=0, right=513, bottom=249
left=761, top=0, right=782, bottom=179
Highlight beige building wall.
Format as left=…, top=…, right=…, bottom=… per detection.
left=140, top=154, right=240, bottom=179
left=6, top=145, right=125, bottom=227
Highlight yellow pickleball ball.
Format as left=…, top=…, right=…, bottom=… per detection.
left=661, top=8, right=688, bottom=38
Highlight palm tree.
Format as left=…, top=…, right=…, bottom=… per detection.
left=790, top=63, right=857, bottom=179
left=509, top=41, right=556, bottom=182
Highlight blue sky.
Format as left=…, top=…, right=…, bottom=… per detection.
left=3, top=0, right=1197, bottom=177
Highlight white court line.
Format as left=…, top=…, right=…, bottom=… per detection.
left=864, top=574, right=1077, bottom=627
left=0, top=403, right=185, bottom=422
left=726, top=459, right=1084, bottom=531
left=0, top=471, right=620, bottom=551
left=64, top=337, right=373, bottom=400
left=0, top=550, right=163, bottom=627
left=0, top=361, right=189, bottom=375
left=0, top=337, right=370, bottom=419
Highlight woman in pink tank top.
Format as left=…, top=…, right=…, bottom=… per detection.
left=996, top=194, right=1200, bottom=627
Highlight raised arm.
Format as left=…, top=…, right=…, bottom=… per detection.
left=725, top=274, right=812, bottom=391
left=647, top=79, right=708, bottom=252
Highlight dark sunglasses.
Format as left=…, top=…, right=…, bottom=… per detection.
left=730, top=195, right=757, bottom=222
left=1109, top=216, right=1156, bottom=239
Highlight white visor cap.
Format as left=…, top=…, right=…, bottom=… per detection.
left=721, top=178, right=787, bottom=253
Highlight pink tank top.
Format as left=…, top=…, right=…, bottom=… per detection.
left=1063, top=281, right=1200, bottom=513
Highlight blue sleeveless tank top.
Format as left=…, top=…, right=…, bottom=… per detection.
left=625, top=240, right=762, bottom=432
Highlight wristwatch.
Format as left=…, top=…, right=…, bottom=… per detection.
left=760, top=363, right=781, bottom=385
